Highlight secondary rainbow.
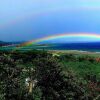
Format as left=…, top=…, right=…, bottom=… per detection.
left=13, top=33, right=100, bottom=51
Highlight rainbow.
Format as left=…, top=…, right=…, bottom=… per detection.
left=13, top=33, right=100, bottom=51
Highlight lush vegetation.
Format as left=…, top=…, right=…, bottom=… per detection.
left=0, top=50, right=100, bottom=100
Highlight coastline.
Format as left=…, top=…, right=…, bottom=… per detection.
left=47, top=49, right=100, bottom=57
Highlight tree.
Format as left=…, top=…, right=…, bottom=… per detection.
left=0, top=54, right=23, bottom=100
left=33, top=56, right=82, bottom=99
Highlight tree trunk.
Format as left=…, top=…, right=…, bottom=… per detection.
left=29, top=80, right=33, bottom=94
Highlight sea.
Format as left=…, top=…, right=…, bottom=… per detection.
left=46, top=42, right=100, bottom=52
left=1, top=42, right=100, bottom=52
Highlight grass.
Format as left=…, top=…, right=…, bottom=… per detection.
left=48, top=50, right=100, bottom=80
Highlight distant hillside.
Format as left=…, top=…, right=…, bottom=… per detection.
left=0, top=41, right=10, bottom=46
left=0, top=41, right=23, bottom=46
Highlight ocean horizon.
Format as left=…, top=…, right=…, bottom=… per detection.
left=45, top=42, right=100, bottom=52
left=0, top=42, right=100, bottom=52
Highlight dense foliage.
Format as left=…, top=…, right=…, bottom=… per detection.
left=0, top=50, right=100, bottom=100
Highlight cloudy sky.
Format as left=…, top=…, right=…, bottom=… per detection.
left=0, top=0, right=100, bottom=42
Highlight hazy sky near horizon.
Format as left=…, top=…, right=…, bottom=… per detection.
left=1, top=0, right=100, bottom=42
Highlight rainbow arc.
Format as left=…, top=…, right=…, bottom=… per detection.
left=13, top=32, right=100, bottom=51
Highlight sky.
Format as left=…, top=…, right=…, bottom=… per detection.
left=0, top=0, right=100, bottom=42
